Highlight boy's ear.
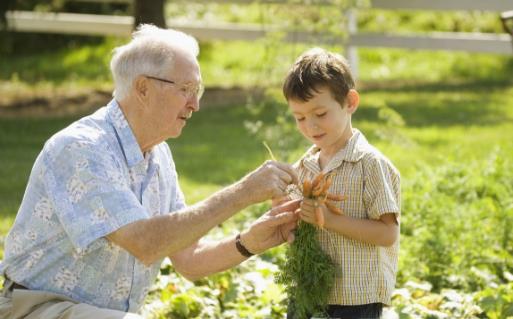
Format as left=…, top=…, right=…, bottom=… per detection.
left=346, top=89, right=359, bottom=114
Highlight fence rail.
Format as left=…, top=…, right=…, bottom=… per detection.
left=5, top=0, right=513, bottom=76
left=5, top=11, right=334, bottom=43
left=67, top=0, right=512, bottom=11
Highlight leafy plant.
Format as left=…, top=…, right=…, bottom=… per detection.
left=276, top=222, right=336, bottom=318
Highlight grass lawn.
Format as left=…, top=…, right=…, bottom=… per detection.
left=1, top=73, right=512, bottom=243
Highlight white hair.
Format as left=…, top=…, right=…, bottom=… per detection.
left=110, top=24, right=199, bottom=101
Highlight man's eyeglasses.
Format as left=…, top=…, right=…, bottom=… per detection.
left=145, top=75, right=204, bottom=100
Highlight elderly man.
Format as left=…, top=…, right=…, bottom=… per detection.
left=0, top=25, right=299, bottom=319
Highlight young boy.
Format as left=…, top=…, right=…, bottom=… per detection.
left=283, top=48, right=401, bottom=319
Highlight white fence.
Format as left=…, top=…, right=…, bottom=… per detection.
left=5, top=0, right=513, bottom=76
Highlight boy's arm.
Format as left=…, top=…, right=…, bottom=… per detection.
left=325, top=210, right=398, bottom=246
left=299, top=199, right=398, bottom=247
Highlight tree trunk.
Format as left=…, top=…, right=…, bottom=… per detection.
left=133, top=0, right=166, bottom=29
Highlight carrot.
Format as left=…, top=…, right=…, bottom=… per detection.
left=315, top=205, right=324, bottom=228
left=312, top=178, right=326, bottom=197
left=303, top=180, right=313, bottom=198
left=326, top=193, right=348, bottom=201
left=325, top=201, right=343, bottom=215
left=311, top=172, right=325, bottom=189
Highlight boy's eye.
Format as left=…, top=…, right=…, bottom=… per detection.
left=295, top=117, right=305, bottom=122
left=316, top=112, right=327, bottom=117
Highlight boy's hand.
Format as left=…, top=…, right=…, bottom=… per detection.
left=299, top=198, right=327, bottom=227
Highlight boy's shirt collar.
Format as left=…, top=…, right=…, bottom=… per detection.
left=301, top=129, right=370, bottom=174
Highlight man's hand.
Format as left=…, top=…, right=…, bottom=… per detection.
left=241, top=199, right=300, bottom=254
left=272, top=195, right=291, bottom=208
left=240, top=161, right=299, bottom=204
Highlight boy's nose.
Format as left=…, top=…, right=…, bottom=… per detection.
left=307, top=119, right=319, bottom=130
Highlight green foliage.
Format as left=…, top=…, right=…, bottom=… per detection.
left=390, top=281, right=483, bottom=319
left=476, top=282, right=513, bottom=319
left=399, top=151, right=513, bottom=292
left=276, top=222, right=336, bottom=318
left=167, top=1, right=367, bottom=35
left=359, top=10, right=504, bottom=33
left=142, top=258, right=287, bottom=319
left=0, top=37, right=119, bottom=85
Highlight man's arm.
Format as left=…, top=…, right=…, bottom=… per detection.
left=169, top=200, right=300, bottom=281
left=107, top=161, right=298, bottom=266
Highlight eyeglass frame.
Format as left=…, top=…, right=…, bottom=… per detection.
left=144, top=75, right=204, bottom=100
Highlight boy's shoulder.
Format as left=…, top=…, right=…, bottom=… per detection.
left=293, top=129, right=399, bottom=177
left=358, top=138, right=400, bottom=178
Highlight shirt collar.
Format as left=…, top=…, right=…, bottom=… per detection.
left=106, top=99, right=144, bottom=168
left=301, top=129, right=370, bottom=174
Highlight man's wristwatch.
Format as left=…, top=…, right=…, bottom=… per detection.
left=235, top=233, right=255, bottom=258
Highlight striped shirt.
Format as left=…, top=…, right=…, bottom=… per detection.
left=294, top=129, right=400, bottom=306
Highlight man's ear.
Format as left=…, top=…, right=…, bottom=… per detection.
left=134, top=75, right=150, bottom=105
left=346, top=89, right=360, bottom=114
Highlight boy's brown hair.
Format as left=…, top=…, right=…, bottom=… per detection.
left=283, top=47, right=355, bottom=106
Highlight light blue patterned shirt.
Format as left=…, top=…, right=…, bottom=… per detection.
left=0, top=99, right=186, bottom=312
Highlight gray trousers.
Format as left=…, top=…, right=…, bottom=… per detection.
left=0, top=279, right=143, bottom=319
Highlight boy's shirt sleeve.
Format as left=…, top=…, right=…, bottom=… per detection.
left=363, top=154, right=401, bottom=220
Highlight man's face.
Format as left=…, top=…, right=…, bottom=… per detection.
left=146, top=51, right=202, bottom=140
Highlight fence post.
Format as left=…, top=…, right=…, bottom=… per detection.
left=345, top=8, right=359, bottom=80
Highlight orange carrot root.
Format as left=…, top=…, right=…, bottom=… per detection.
left=325, top=201, right=344, bottom=215
left=312, top=179, right=326, bottom=197
left=303, top=180, right=313, bottom=198
left=311, top=172, right=325, bottom=189
left=315, top=205, right=324, bottom=228
left=326, top=193, right=348, bottom=202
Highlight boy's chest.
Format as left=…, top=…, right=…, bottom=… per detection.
left=300, top=161, right=368, bottom=219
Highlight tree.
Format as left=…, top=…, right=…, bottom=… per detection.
left=0, top=0, right=15, bottom=30
left=134, top=0, right=166, bottom=29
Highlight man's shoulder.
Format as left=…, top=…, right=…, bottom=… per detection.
left=44, top=108, right=114, bottom=158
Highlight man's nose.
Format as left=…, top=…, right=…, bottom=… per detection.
left=187, top=96, right=200, bottom=112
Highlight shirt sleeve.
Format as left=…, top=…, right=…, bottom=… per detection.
left=42, top=140, right=149, bottom=251
left=363, top=154, right=401, bottom=220
left=163, top=143, right=187, bottom=212
left=172, top=174, right=186, bottom=211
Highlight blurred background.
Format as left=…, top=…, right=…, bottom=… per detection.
left=1, top=1, right=513, bottom=318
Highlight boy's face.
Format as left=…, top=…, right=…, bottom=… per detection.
left=288, top=87, right=358, bottom=153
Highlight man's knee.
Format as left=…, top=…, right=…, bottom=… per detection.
left=62, top=302, right=143, bottom=319
left=0, top=296, right=12, bottom=319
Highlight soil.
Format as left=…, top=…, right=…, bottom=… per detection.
left=0, top=86, right=265, bottom=118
